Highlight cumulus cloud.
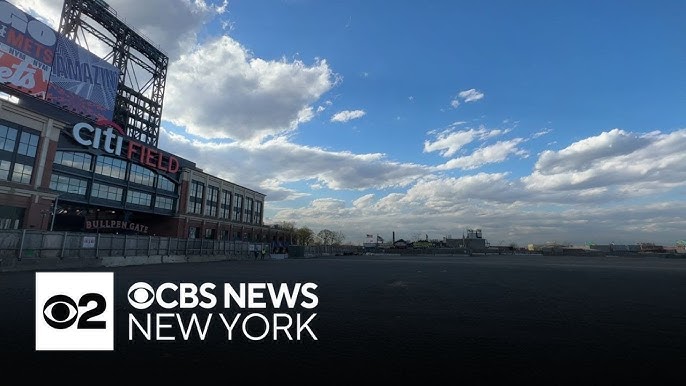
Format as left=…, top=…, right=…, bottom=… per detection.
left=533, top=129, right=649, bottom=175
left=523, top=129, right=686, bottom=193
left=331, top=110, right=366, bottom=123
left=353, top=194, right=375, bottom=208
left=164, top=37, right=337, bottom=141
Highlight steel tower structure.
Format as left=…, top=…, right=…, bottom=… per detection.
left=57, top=0, right=168, bottom=147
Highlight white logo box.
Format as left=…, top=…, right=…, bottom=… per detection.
left=35, top=272, right=114, bottom=351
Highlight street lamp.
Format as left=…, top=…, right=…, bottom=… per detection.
left=49, top=194, right=60, bottom=231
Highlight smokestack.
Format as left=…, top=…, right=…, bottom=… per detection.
left=393, top=231, right=395, bottom=243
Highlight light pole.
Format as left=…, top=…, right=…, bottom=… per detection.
left=50, top=194, right=60, bottom=231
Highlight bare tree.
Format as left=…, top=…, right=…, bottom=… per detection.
left=317, top=229, right=335, bottom=245
left=295, top=226, right=315, bottom=245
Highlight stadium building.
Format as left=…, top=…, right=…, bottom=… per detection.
left=0, top=0, right=288, bottom=245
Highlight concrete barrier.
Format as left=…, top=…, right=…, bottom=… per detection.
left=0, top=253, right=256, bottom=272
left=1, top=257, right=102, bottom=271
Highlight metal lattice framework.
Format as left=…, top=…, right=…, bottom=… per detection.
left=58, top=0, right=168, bottom=147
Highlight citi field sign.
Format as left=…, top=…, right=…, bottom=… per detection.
left=72, top=120, right=180, bottom=174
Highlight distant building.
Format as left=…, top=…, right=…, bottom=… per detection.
left=444, top=228, right=487, bottom=251
left=393, top=239, right=408, bottom=249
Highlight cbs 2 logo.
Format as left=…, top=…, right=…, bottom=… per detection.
left=42, top=293, right=107, bottom=329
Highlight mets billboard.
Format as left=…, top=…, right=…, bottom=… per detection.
left=0, top=0, right=57, bottom=98
left=0, top=0, right=119, bottom=120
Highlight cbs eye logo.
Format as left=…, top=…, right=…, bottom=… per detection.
left=127, top=282, right=155, bottom=309
left=35, top=272, right=114, bottom=351
left=42, top=293, right=106, bottom=329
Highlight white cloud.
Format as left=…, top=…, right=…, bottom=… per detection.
left=435, top=139, right=527, bottom=170
left=423, top=126, right=510, bottom=157
left=523, top=129, right=686, bottom=194
left=458, top=88, right=484, bottom=103
left=159, top=128, right=430, bottom=198
left=272, top=127, right=686, bottom=246
left=532, top=128, right=552, bottom=138
left=164, top=37, right=337, bottom=141
left=331, top=110, right=366, bottom=123
left=353, top=194, right=375, bottom=208
left=450, top=99, right=460, bottom=108
left=533, top=129, right=649, bottom=175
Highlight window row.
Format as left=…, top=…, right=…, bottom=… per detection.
left=49, top=173, right=176, bottom=211
left=187, top=179, right=263, bottom=224
left=54, top=151, right=177, bottom=192
left=0, top=124, right=39, bottom=157
left=0, top=160, right=33, bottom=184
left=0, top=123, right=39, bottom=185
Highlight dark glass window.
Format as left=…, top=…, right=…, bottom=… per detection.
left=54, top=151, right=93, bottom=171
left=205, top=186, right=219, bottom=217
left=0, top=160, right=10, bottom=180
left=49, top=173, right=88, bottom=196
left=245, top=197, right=254, bottom=223
left=95, top=156, right=127, bottom=179
left=255, top=201, right=262, bottom=225
left=130, top=163, right=155, bottom=186
left=0, top=125, right=17, bottom=152
left=0, top=205, right=24, bottom=230
left=17, top=132, right=39, bottom=157
left=157, top=175, right=176, bottom=192
left=155, top=196, right=175, bottom=210
left=233, top=194, right=243, bottom=222
left=11, top=163, right=33, bottom=184
left=91, top=183, right=123, bottom=202
left=126, top=190, right=152, bottom=207
left=189, top=180, right=204, bottom=214
left=0, top=124, right=38, bottom=184
left=220, top=190, right=231, bottom=219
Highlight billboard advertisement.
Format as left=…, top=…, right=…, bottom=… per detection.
left=0, top=0, right=57, bottom=98
left=47, top=35, right=120, bottom=120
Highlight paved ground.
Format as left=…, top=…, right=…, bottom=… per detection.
left=1, top=254, right=686, bottom=383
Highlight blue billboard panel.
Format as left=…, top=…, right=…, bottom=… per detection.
left=47, top=35, right=119, bottom=120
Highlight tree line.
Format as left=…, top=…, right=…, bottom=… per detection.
left=275, top=221, right=346, bottom=246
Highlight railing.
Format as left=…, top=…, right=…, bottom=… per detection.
left=301, top=245, right=363, bottom=257
left=0, top=230, right=270, bottom=260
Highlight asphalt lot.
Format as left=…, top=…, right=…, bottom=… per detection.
left=1, top=254, right=685, bottom=382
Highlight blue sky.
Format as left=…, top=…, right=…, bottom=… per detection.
left=22, top=0, right=686, bottom=246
